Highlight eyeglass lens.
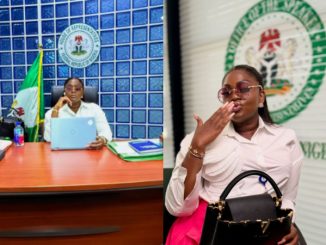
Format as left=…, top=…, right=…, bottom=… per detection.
left=66, top=86, right=82, bottom=92
left=218, top=81, right=253, bottom=102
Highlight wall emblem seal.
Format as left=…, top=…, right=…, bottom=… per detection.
left=225, top=0, right=326, bottom=123
left=58, top=23, right=100, bottom=68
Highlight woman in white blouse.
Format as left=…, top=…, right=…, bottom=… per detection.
left=44, top=77, right=112, bottom=149
left=165, top=65, right=303, bottom=245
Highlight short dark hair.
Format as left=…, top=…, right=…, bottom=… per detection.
left=64, top=77, right=84, bottom=88
left=222, top=64, right=274, bottom=124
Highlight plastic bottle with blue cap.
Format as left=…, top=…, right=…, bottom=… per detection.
left=13, top=121, right=24, bottom=146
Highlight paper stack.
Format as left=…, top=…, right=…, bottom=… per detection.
left=0, top=139, right=12, bottom=151
left=107, top=139, right=163, bottom=162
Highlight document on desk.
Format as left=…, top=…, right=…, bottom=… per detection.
left=0, top=140, right=12, bottom=160
left=0, top=139, right=12, bottom=150
left=108, top=140, right=163, bottom=162
left=128, top=140, right=163, bottom=154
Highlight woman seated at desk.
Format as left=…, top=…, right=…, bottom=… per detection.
left=44, top=77, right=112, bottom=149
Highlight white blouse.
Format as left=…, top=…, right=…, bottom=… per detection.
left=165, top=117, right=304, bottom=220
left=44, top=101, right=112, bottom=142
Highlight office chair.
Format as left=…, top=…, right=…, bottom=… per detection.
left=51, top=86, right=99, bottom=107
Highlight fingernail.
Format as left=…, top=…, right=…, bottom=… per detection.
left=277, top=239, right=285, bottom=244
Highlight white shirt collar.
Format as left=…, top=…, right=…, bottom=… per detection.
left=223, top=116, right=276, bottom=139
left=61, top=101, right=88, bottom=115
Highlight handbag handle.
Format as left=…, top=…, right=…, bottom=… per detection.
left=220, top=170, right=282, bottom=201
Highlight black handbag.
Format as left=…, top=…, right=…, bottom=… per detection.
left=200, top=170, right=293, bottom=245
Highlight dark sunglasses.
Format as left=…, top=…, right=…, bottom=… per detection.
left=65, top=86, right=83, bottom=92
left=217, top=80, right=262, bottom=103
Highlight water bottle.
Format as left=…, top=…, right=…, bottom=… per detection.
left=14, top=121, right=24, bottom=146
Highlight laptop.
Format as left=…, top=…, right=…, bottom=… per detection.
left=51, top=117, right=96, bottom=150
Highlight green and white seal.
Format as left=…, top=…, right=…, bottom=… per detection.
left=58, top=23, right=100, bottom=68
left=225, top=0, right=326, bottom=123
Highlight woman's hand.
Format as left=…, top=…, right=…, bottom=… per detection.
left=277, top=224, right=299, bottom=245
left=182, top=102, right=235, bottom=174
left=54, top=96, right=72, bottom=110
left=51, top=96, right=73, bottom=118
left=87, top=136, right=107, bottom=150
left=181, top=102, right=235, bottom=198
left=190, top=101, right=235, bottom=151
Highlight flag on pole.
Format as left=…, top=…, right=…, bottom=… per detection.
left=8, top=49, right=44, bottom=142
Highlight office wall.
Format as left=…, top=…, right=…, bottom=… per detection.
left=173, top=0, right=326, bottom=244
left=163, top=3, right=174, bottom=169
left=0, top=0, right=163, bottom=139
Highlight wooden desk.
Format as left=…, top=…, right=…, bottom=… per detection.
left=0, top=143, right=163, bottom=244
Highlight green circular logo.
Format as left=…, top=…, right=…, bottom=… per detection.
left=225, top=0, right=326, bottom=123
left=58, top=24, right=100, bottom=68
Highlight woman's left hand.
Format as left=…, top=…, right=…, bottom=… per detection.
left=87, top=136, right=107, bottom=150
left=277, top=224, right=298, bottom=245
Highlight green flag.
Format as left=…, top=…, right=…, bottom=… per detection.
left=8, top=50, right=44, bottom=142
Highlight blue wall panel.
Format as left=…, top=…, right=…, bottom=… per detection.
left=0, top=0, right=163, bottom=139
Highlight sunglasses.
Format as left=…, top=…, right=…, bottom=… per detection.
left=65, top=86, right=83, bottom=92
left=217, top=80, right=262, bottom=103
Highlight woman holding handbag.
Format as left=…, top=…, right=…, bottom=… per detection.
left=165, top=65, right=303, bottom=245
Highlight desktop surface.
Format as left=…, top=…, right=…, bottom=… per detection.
left=0, top=142, right=162, bottom=193
left=0, top=142, right=163, bottom=244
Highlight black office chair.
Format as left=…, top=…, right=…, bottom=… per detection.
left=51, top=86, right=99, bottom=107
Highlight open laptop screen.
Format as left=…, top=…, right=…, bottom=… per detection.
left=50, top=117, right=96, bottom=150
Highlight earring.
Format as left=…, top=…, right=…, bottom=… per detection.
left=64, top=92, right=66, bottom=96
left=259, top=103, right=264, bottom=108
